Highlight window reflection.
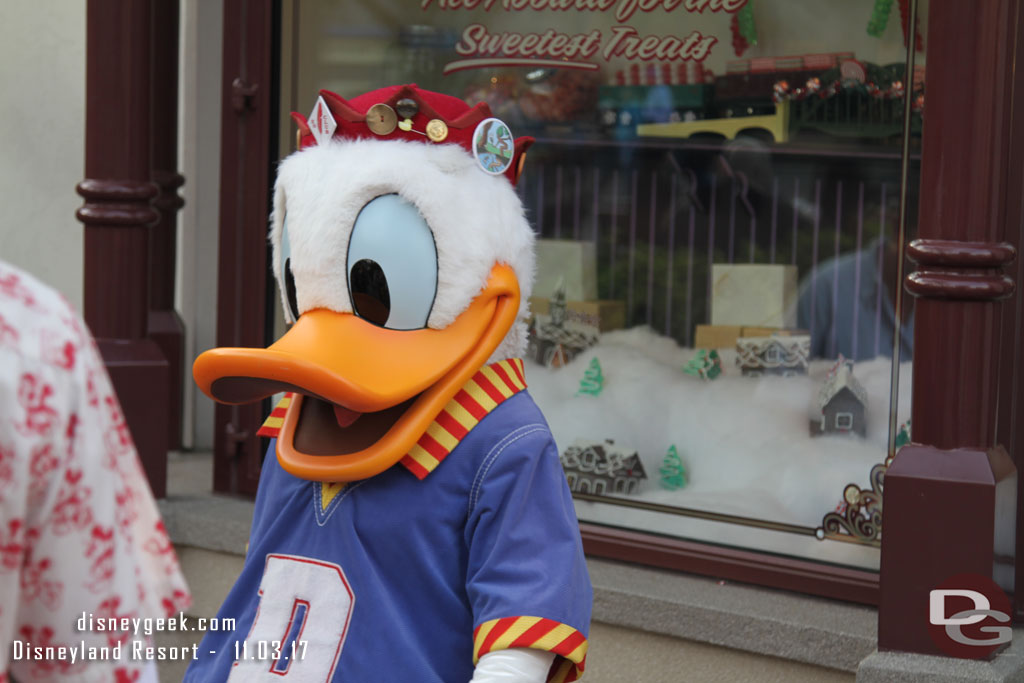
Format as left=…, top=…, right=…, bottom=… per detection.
left=795, top=197, right=913, bottom=361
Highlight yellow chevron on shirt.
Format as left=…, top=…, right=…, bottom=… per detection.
left=320, top=482, right=345, bottom=510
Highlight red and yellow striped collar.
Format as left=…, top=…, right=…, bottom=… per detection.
left=257, top=358, right=527, bottom=480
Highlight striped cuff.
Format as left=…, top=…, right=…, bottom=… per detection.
left=473, top=616, right=588, bottom=682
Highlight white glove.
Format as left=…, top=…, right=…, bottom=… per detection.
left=470, top=647, right=556, bottom=682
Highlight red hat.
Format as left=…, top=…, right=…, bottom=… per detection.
left=291, top=84, right=533, bottom=186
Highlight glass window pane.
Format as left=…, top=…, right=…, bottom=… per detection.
left=279, top=0, right=926, bottom=572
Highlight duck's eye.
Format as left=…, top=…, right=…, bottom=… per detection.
left=280, top=213, right=300, bottom=322
left=284, top=258, right=299, bottom=321
left=349, top=259, right=390, bottom=326
left=347, top=194, right=437, bottom=330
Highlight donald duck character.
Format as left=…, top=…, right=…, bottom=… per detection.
left=186, top=85, right=592, bottom=683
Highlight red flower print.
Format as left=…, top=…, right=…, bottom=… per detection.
left=28, top=443, right=60, bottom=504
left=144, top=521, right=181, bottom=576
left=115, top=666, right=141, bottom=683
left=17, top=625, right=73, bottom=675
left=41, top=331, right=77, bottom=371
left=0, top=271, right=37, bottom=308
left=16, top=374, right=58, bottom=438
left=95, top=596, right=134, bottom=647
left=0, top=519, right=26, bottom=571
left=161, top=588, right=191, bottom=616
left=0, top=313, right=18, bottom=346
left=0, top=442, right=14, bottom=497
left=115, top=487, right=139, bottom=541
left=50, top=469, right=93, bottom=535
left=21, top=555, right=63, bottom=611
left=85, top=525, right=116, bottom=594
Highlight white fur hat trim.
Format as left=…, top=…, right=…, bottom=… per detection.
left=270, top=137, right=536, bottom=362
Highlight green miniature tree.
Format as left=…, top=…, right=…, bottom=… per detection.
left=659, top=445, right=688, bottom=490
left=576, top=357, right=604, bottom=396
left=683, top=349, right=722, bottom=381
left=894, top=420, right=911, bottom=449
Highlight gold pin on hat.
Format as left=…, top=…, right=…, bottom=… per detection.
left=395, top=98, right=419, bottom=119
left=366, top=103, right=397, bottom=136
left=425, top=119, right=448, bottom=143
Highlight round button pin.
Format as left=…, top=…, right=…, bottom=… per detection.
left=395, top=98, right=419, bottom=119
left=426, top=119, right=449, bottom=143
left=366, top=103, right=397, bottom=135
left=472, top=117, right=515, bottom=175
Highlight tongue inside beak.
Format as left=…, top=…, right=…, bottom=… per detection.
left=333, top=404, right=363, bottom=428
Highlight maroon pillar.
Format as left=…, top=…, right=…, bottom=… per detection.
left=213, top=0, right=276, bottom=495
left=77, top=0, right=169, bottom=497
left=149, top=0, right=186, bottom=451
left=992, top=1, right=1024, bottom=622
left=878, top=0, right=1018, bottom=654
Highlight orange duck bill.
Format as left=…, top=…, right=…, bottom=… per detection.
left=193, top=265, right=520, bottom=482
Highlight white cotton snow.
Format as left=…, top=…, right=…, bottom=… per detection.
left=526, top=326, right=911, bottom=568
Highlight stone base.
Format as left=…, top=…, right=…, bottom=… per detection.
left=857, top=635, right=1024, bottom=683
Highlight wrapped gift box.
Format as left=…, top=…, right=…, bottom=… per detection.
left=710, top=263, right=798, bottom=328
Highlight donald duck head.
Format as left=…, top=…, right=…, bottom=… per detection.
left=193, top=85, right=535, bottom=482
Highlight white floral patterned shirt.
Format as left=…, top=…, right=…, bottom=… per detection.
left=0, top=261, right=190, bottom=682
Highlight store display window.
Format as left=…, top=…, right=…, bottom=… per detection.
left=278, top=0, right=926, bottom=578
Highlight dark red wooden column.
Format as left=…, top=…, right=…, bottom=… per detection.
left=878, top=0, right=1019, bottom=655
left=995, top=1, right=1024, bottom=622
left=77, top=0, right=169, bottom=497
left=214, top=0, right=277, bottom=495
left=149, top=0, right=186, bottom=451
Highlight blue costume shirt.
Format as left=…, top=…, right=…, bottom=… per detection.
left=184, top=379, right=592, bottom=683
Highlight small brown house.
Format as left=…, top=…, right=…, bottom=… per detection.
left=560, top=439, right=647, bottom=496
left=812, top=360, right=868, bottom=437
left=527, top=281, right=599, bottom=367
left=736, top=335, right=811, bottom=377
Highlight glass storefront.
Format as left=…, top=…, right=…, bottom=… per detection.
left=277, top=0, right=927, bottom=570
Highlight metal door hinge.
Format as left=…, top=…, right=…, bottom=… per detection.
left=231, top=78, right=259, bottom=114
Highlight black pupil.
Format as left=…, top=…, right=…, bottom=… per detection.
left=284, top=258, right=299, bottom=320
left=350, top=259, right=391, bottom=326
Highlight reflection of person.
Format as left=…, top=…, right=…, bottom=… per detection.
left=0, top=260, right=190, bottom=681
left=796, top=236, right=913, bottom=361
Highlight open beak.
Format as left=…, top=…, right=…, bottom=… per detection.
left=193, top=264, right=520, bottom=482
